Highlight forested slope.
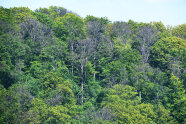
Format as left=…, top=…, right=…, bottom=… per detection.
left=0, top=6, right=185, bottom=123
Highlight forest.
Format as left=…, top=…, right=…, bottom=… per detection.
left=0, top=6, right=185, bottom=124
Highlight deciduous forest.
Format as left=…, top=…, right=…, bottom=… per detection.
left=0, top=6, right=185, bottom=124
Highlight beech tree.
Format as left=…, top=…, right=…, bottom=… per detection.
left=0, top=6, right=185, bottom=124
left=134, top=24, right=158, bottom=64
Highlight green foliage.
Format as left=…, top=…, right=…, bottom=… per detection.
left=155, top=104, right=176, bottom=124
left=102, top=60, right=126, bottom=86
left=54, top=13, right=86, bottom=41
left=10, top=7, right=34, bottom=23
left=150, top=36, right=186, bottom=70
left=101, top=84, right=158, bottom=124
left=0, top=32, right=26, bottom=87
left=85, top=15, right=109, bottom=25
left=0, top=7, right=14, bottom=27
left=35, top=6, right=67, bottom=19
left=33, top=12, right=54, bottom=28
left=42, top=72, right=64, bottom=90
left=171, top=24, right=186, bottom=40
left=29, top=61, right=48, bottom=78
left=0, top=84, right=7, bottom=123
left=153, top=21, right=166, bottom=33
left=169, top=74, right=185, bottom=123
left=0, top=6, right=185, bottom=124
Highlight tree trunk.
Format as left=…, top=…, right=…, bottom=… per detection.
left=72, top=65, right=74, bottom=75
left=93, top=56, right=96, bottom=82
left=139, top=91, right=141, bottom=102
left=81, top=81, right=84, bottom=104
left=81, top=65, right=84, bottom=104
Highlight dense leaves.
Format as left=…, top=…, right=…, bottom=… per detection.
left=0, top=6, right=185, bottom=123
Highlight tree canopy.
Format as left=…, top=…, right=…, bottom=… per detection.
left=0, top=6, right=185, bottom=124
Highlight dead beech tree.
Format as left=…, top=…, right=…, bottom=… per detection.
left=111, top=21, right=132, bottom=44
left=20, top=18, right=54, bottom=55
left=75, top=39, right=91, bottom=104
left=136, top=25, right=158, bottom=65
left=78, top=40, right=88, bottom=104
left=86, top=20, right=113, bottom=81
left=86, top=20, right=104, bottom=81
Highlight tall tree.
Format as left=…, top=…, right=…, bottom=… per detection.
left=134, top=24, right=158, bottom=64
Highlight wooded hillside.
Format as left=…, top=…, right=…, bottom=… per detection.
left=0, top=6, right=185, bottom=123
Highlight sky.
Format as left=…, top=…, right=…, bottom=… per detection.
left=0, top=0, right=186, bottom=26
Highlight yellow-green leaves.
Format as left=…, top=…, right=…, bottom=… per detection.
left=171, top=24, right=186, bottom=40
left=150, top=36, right=186, bottom=69
left=10, top=7, right=34, bottom=23
left=169, top=74, right=185, bottom=122
left=102, top=84, right=157, bottom=124
left=54, top=13, right=86, bottom=40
